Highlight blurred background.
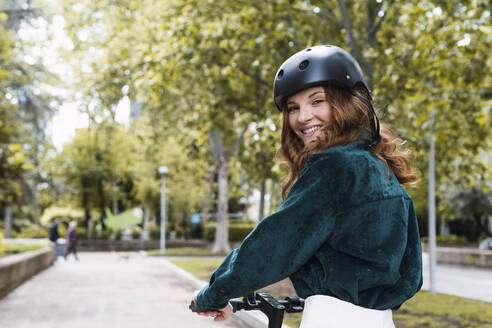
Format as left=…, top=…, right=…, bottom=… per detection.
left=0, top=1, right=491, bottom=327
left=0, top=0, right=490, bottom=250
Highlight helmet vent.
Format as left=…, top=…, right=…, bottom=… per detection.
left=298, top=60, right=310, bottom=70
left=306, top=48, right=312, bottom=51
left=277, top=69, right=284, bottom=79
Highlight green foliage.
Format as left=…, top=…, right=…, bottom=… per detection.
left=147, top=247, right=222, bottom=257
left=130, top=227, right=141, bottom=239
left=1, top=243, right=47, bottom=257
left=52, top=123, right=139, bottom=228
left=0, top=17, right=30, bottom=206
left=149, top=225, right=173, bottom=240
left=174, top=227, right=184, bottom=239
left=55, top=0, right=491, bottom=246
left=0, top=233, right=3, bottom=254
left=149, top=226, right=161, bottom=241
left=105, top=207, right=143, bottom=229
left=14, top=226, right=49, bottom=239
left=170, top=257, right=224, bottom=281
left=203, top=221, right=256, bottom=242
left=75, top=226, right=87, bottom=240
left=394, top=291, right=492, bottom=328
left=449, top=188, right=492, bottom=221
left=421, top=234, right=468, bottom=245
left=39, top=206, right=85, bottom=226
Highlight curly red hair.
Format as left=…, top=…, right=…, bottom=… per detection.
left=276, top=84, right=419, bottom=200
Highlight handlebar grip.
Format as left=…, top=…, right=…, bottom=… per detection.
left=189, top=299, right=203, bottom=313
left=229, top=299, right=243, bottom=313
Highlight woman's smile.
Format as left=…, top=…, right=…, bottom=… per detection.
left=301, top=124, right=324, bottom=139
left=287, top=86, right=331, bottom=144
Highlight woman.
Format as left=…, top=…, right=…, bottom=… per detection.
left=64, top=221, right=79, bottom=261
left=194, top=45, right=422, bottom=327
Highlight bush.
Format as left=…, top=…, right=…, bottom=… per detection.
left=149, top=226, right=160, bottom=240
left=15, top=226, right=49, bottom=239
left=2, top=243, right=46, bottom=256
left=115, top=228, right=123, bottom=240
left=203, top=221, right=256, bottom=242
left=149, top=225, right=172, bottom=240
left=98, top=228, right=112, bottom=240
left=75, top=226, right=87, bottom=240
left=0, top=233, right=3, bottom=255
left=175, top=227, right=185, bottom=239
left=421, top=234, right=469, bottom=245
left=131, top=227, right=142, bottom=239
left=39, top=206, right=84, bottom=226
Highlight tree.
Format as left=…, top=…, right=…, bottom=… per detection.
left=0, top=13, right=31, bottom=236
left=54, top=0, right=491, bottom=248
left=2, top=0, right=57, bottom=223
left=448, top=187, right=492, bottom=240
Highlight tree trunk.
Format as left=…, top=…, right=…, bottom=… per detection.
left=201, top=168, right=215, bottom=222
left=84, top=208, right=91, bottom=239
left=212, top=158, right=230, bottom=253
left=4, top=205, right=12, bottom=238
left=141, top=206, right=150, bottom=240
left=259, top=181, right=266, bottom=221
left=30, top=183, right=39, bottom=225
left=209, top=130, right=231, bottom=254
left=475, top=214, right=492, bottom=238
left=98, top=179, right=107, bottom=230
left=144, top=207, right=150, bottom=228
left=112, top=181, right=119, bottom=214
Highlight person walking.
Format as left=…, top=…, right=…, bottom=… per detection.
left=192, top=45, right=422, bottom=328
left=49, top=218, right=60, bottom=244
left=64, top=221, right=79, bottom=261
left=49, top=219, right=61, bottom=260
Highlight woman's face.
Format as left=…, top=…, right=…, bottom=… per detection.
left=286, top=86, right=331, bottom=144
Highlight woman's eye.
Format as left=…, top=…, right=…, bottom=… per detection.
left=313, top=99, right=324, bottom=105
left=287, top=106, right=299, bottom=113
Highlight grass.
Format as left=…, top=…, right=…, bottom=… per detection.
left=394, top=292, right=492, bottom=328
left=170, top=256, right=492, bottom=328
left=0, top=243, right=48, bottom=258
left=147, top=247, right=227, bottom=257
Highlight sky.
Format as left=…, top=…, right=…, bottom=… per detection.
left=18, top=11, right=130, bottom=152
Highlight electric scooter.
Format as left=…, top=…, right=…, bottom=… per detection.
left=190, top=292, right=304, bottom=328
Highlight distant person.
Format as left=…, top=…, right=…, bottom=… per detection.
left=49, top=219, right=61, bottom=260
left=49, top=218, right=60, bottom=244
left=64, top=221, right=79, bottom=261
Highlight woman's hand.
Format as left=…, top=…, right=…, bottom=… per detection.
left=194, top=290, right=233, bottom=322
left=196, top=303, right=233, bottom=322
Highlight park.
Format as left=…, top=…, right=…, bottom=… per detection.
left=0, top=0, right=491, bottom=327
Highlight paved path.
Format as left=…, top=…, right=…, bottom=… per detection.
left=421, top=253, right=492, bottom=302
left=0, top=252, right=248, bottom=328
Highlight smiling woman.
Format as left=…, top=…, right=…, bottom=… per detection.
left=192, top=45, right=422, bottom=328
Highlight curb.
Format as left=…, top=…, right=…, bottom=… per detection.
left=159, top=258, right=291, bottom=328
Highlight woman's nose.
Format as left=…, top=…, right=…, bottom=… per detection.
left=298, top=106, right=313, bottom=123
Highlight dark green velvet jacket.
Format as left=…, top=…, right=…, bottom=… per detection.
left=197, top=141, right=422, bottom=311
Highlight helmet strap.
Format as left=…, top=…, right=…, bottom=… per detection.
left=351, top=92, right=381, bottom=148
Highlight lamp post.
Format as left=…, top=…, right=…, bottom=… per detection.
left=158, top=166, right=169, bottom=254
left=428, top=109, right=437, bottom=292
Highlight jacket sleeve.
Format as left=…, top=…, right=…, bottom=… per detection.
left=197, top=161, right=338, bottom=310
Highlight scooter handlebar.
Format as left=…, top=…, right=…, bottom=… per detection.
left=189, top=292, right=304, bottom=314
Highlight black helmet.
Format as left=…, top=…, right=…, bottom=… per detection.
left=273, top=45, right=380, bottom=147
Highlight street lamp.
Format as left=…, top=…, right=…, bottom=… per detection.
left=158, top=166, right=169, bottom=254
left=428, top=109, right=437, bottom=292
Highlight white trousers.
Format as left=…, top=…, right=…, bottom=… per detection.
left=299, top=295, right=395, bottom=328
